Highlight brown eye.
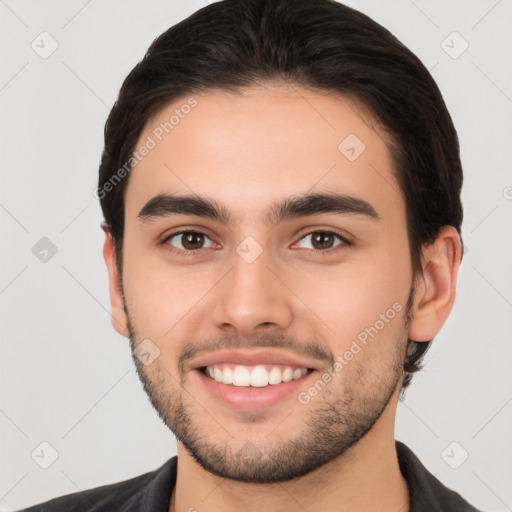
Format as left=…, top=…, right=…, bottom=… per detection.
left=312, top=232, right=336, bottom=250
left=295, top=230, right=351, bottom=254
left=163, top=231, right=215, bottom=253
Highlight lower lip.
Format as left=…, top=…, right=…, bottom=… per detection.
left=194, top=368, right=315, bottom=411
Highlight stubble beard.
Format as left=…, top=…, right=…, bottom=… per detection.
left=125, top=295, right=411, bottom=483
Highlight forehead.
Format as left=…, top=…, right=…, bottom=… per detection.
left=124, top=84, right=403, bottom=224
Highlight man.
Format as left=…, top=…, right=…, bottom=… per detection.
left=18, top=0, right=481, bottom=510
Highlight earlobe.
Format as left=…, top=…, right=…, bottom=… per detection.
left=408, top=226, right=462, bottom=342
left=103, top=232, right=130, bottom=338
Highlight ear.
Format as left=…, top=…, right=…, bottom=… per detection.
left=408, top=225, right=462, bottom=342
left=103, top=231, right=130, bottom=338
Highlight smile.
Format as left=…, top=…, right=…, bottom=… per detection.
left=203, top=363, right=309, bottom=387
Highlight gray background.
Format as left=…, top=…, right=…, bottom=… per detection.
left=1, top=0, right=511, bottom=510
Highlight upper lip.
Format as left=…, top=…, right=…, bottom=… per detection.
left=190, top=349, right=321, bottom=371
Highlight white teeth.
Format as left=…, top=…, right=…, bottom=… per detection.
left=233, top=366, right=251, bottom=386
left=205, top=364, right=308, bottom=387
left=213, top=367, right=223, bottom=383
left=268, top=367, right=282, bottom=385
left=282, top=367, right=293, bottom=382
left=250, top=365, right=269, bottom=387
left=223, top=366, right=233, bottom=384
left=293, top=368, right=304, bottom=380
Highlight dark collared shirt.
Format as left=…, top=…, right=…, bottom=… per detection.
left=17, top=441, right=482, bottom=511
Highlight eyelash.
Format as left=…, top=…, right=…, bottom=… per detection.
left=160, top=229, right=353, bottom=257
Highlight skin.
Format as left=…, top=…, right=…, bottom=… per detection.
left=103, top=83, right=462, bottom=512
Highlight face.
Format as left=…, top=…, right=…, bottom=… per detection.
left=118, top=84, right=414, bottom=483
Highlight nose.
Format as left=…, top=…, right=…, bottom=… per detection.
left=211, top=243, right=294, bottom=338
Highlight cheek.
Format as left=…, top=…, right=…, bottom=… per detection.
left=292, top=247, right=410, bottom=353
left=122, top=242, right=218, bottom=338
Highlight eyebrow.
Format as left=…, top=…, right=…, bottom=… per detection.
left=137, top=192, right=380, bottom=225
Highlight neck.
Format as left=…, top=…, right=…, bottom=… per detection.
left=169, top=394, right=409, bottom=512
